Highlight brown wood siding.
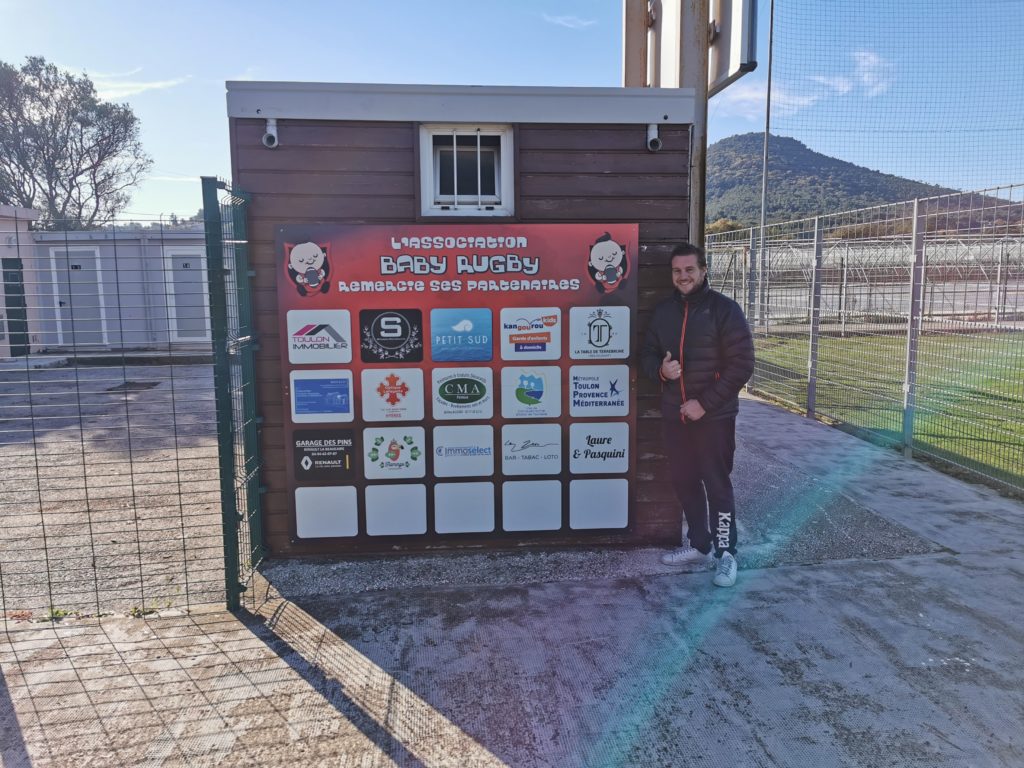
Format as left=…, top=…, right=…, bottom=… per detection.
left=232, top=117, right=690, bottom=557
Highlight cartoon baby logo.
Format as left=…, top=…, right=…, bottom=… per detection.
left=285, top=241, right=330, bottom=297
left=587, top=233, right=628, bottom=294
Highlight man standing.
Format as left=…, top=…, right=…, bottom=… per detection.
left=640, top=243, right=755, bottom=587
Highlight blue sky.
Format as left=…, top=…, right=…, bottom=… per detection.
left=3, top=0, right=1020, bottom=218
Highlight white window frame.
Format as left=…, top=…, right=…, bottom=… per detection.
left=163, top=245, right=211, bottom=343
left=419, top=124, right=514, bottom=217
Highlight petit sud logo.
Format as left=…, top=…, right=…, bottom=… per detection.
left=284, top=242, right=330, bottom=297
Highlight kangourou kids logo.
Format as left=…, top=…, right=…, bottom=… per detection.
left=286, top=310, right=352, bottom=364
left=499, top=307, right=561, bottom=361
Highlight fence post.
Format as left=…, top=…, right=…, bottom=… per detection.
left=807, top=217, right=823, bottom=418
left=994, top=241, right=1005, bottom=323
left=202, top=176, right=242, bottom=612
left=746, top=227, right=757, bottom=325
left=840, top=244, right=849, bottom=337
left=902, top=199, right=926, bottom=458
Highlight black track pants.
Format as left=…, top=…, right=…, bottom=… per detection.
left=662, top=416, right=738, bottom=556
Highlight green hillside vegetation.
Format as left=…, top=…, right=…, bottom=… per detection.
left=707, top=133, right=956, bottom=225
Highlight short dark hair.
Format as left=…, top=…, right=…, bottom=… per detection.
left=670, top=242, right=707, bottom=269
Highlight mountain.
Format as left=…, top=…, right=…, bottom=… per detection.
left=706, top=133, right=957, bottom=225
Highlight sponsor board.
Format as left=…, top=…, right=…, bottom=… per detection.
left=569, top=306, right=629, bottom=359
left=359, top=309, right=423, bottom=363
left=499, top=307, right=561, bottom=360
left=500, top=366, right=562, bottom=419
left=568, top=364, right=629, bottom=417
left=360, top=368, right=425, bottom=422
left=502, top=423, right=562, bottom=476
left=432, top=367, right=494, bottom=420
left=290, top=370, right=354, bottom=423
left=287, top=309, right=352, bottom=364
left=430, top=308, right=493, bottom=362
left=294, top=486, right=359, bottom=538
left=363, top=426, right=426, bottom=479
left=569, top=422, right=629, bottom=474
left=293, top=429, right=356, bottom=481
left=433, top=425, right=494, bottom=477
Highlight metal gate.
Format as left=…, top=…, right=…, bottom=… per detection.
left=201, top=177, right=264, bottom=611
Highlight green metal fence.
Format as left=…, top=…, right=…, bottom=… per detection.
left=201, top=177, right=263, bottom=611
left=707, top=185, right=1024, bottom=496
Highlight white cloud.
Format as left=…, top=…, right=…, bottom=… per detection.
left=542, top=13, right=597, bottom=29
left=852, top=50, right=892, bottom=97
left=93, top=73, right=191, bottom=100
left=809, top=75, right=853, bottom=95
left=711, top=79, right=819, bottom=119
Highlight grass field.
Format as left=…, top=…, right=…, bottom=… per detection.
left=751, top=330, right=1024, bottom=492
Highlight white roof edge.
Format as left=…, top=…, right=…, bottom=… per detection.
left=225, top=81, right=695, bottom=124
left=0, top=204, right=39, bottom=220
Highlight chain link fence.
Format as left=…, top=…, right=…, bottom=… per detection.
left=708, top=185, right=1024, bottom=495
left=0, top=189, right=256, bottom=619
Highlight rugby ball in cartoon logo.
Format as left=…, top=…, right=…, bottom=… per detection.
left=285, top=242, right=330, bottom=297
left=587, top=233, right=628, bottom=294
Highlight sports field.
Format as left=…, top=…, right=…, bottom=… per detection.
left=750, top=330, right=1024, bottom=491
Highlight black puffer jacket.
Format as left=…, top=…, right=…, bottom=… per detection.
left=640, top=278, right=755, bottom=420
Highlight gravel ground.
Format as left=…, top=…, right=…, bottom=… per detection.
left=0, top=362, right=224, bottom=617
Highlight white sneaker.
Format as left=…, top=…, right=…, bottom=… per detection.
left=713, top=552, right=738, bottom=587
left=660, top=544, right=713, bottom=567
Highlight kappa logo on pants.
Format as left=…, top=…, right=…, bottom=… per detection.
left=717, top=511, right=732, bottom=550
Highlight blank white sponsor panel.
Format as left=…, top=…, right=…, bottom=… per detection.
left=501, top=423, right=562, bottom=475
left=365, top=484, right=427, bottom=535
left=433, top=425, right=494, bottom=477
left=502, top=480, right=562, bottom=531
left=570, top=479, right=629, bottom=529
left=569, top=422, right=629, bottom=474
left=295, top=486, right=358, bottom=538
left=434, top=482, right=496, bottom=533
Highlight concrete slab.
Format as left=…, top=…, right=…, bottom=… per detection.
left=2, top=398, right=1023, bottom=767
